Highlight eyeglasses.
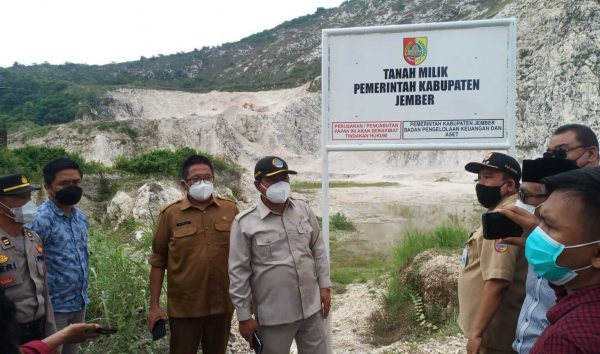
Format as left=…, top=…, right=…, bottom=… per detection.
left=543, top=145, right=587, bottom=159
left=184, top=175, right=214, bottom=184
left=518, top=190, right=548, bottom=203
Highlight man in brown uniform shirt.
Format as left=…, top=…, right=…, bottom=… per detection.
left=148, top=155, right=239, bottom=354
left=459, top=153, right=527, bottom=354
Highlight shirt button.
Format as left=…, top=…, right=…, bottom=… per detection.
left=537, top=276, right=541, bottom=279
left=525, top=319, right=529, bottom=322
left=535, top=298, right=538, bottom=302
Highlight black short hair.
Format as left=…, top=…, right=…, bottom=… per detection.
left=43, top=157, right=82, bottom=185
left=502, top=171, right=520, bottom=189
left=542, top=167, right=600, bottom=240
left=180, top=155, right=214, bottom=180
left=554, top=124, right=599, bottom=148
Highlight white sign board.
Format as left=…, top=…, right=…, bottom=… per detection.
left=322, top=19, right=517, bottom=151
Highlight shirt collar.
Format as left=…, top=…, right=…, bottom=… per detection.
left=256, top=196, right=295, bottom=219
left=46, top=198, right=78, bottom=217
left=180, top=194, right=219, bottom=211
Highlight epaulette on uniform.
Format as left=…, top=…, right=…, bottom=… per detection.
left=289, top=193, right=309, bottom=203
left=159, top=199, right=183, bottom=213
left=23, top=227, right=41, bottom=241
left=215, top=193, right=236, bottom=204
left=235, top=205, right=257, bottom=222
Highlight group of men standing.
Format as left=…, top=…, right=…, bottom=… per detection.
left=4, top=123, right=600, bottom=354
left=0, top=158, right=89, bottom=353
left=458, top=123, right=600, bottom=353
left=148, top=155, right=331, bottom=354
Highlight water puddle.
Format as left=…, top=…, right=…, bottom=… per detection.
left=333, top=201, right=482, bottom=260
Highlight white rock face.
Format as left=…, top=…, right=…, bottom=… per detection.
left=106, top=191, right=134, bottom=224
left=132, top=182, right=183, bottom=224
left=10, top=0, right=600, bottom=180
left=107, top=181, right=184, bottom=224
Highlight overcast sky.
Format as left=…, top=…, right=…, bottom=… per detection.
left=1, top=0, right=345, bottom=67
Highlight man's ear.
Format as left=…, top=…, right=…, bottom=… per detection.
left=180, top=180, right=187, bottom=190
left=586, top=146, right=599, bottom=165
left=254, top=181, right=262, bottom=193
left=591, top=244, right=600, bottom=270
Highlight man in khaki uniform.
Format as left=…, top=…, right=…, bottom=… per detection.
left=458, top=153, right=527, bottom=354
left=229, top=156, right=331, bottom=354
left=0, top=173, right=56, bottom=344
left=148, top=155, right=239, bottom=354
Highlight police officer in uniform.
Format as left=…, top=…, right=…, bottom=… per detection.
left=0, top=173, right=56, bottom=344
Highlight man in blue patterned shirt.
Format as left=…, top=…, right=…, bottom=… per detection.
left=28, top=158, right=88, bottom=354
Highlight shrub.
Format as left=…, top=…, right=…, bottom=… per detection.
left=0, top=145, right=105, bottom=181
left=82, top=225, right=167, bottom=353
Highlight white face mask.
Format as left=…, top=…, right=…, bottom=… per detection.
left=1, top=200, right=37, bottom=224
left=264, top=181, right=290, bottom=204
left=188, top=181, right=214, bottom=201
left=515, top=199, right=536, bottom=214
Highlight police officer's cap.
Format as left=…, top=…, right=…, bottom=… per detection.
left=465, top=152, right=521, bottom=182
left=0, top=174, right=41, bottom=195
left=254, top=156, right=297, bottom=180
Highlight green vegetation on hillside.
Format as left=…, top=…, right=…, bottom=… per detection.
left=0, top=145, right=243, bottom=202
left=0, top=145, right=103, bottom=181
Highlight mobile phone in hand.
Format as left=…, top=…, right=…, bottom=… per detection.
left=95, top=327, right=118, bottom=335
left=252, top=331, right=263, bottom=354
left=482, top=211, right=523, bottom=240
left=152, top=319, right=166, bottom=341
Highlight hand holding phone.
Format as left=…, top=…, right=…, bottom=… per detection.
left=482, top=211, right=523, bottom=240
left=252, top=331, right=263, bottom=354
left=95, top=327, right=118, bottom=335
left=152, top=319, right=166, bottom=341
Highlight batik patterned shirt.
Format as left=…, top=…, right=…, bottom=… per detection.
left=28, top=199, right=89, bottom=312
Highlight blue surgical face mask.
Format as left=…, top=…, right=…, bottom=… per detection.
left=525, top=226, right=600, bottom=285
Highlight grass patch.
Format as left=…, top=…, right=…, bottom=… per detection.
left=330, top=212, right=355, bottom=231
left=21, top=125, right=54, bottom=141
left=82, top=222, right=168, bottom=353
left=371, top=223, right=468, bottom=344
left=392, top=224, right=468, bottom=269
left=329, top=232, right=388, bottom=288
left=292, top=181, right=397, bottom=191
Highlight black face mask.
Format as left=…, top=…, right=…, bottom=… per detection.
left=54, top=185, right=83, bottom=206
left=475, top=183, right=504, bottom=209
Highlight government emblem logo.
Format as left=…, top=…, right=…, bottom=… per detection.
left=494, top=240, right=508, bottom=253
left=0, top=255, right=8, bottom=264
left=403, top=37, right=428, bottom=66
left=272, top=158, right=284, bottom=168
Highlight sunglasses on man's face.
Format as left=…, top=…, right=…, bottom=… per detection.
left=543, top=145, right=587, bottom=159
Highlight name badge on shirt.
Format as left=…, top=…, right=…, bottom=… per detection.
left=460, top=246, right=468, bottom=267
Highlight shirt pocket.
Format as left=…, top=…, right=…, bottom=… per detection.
left=0, top=265, right=23, bottom=289
left=212, top=222, right=231, bottom=246
left=255, top=232, right=289, bottom=262
left=297, top=220, right=313, bottom=252
left=172, top=225, right=198, bottom=239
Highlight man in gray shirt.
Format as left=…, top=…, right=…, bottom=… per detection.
left=229, top=156, right=331, bottom=354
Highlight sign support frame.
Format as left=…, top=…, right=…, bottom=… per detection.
left=320, top=18, right=517, bottom=354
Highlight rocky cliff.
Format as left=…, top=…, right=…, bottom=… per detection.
left=9, top=0, right=600, bottom=177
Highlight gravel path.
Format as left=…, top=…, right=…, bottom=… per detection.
left=228, top=282, right=466, bottom=353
